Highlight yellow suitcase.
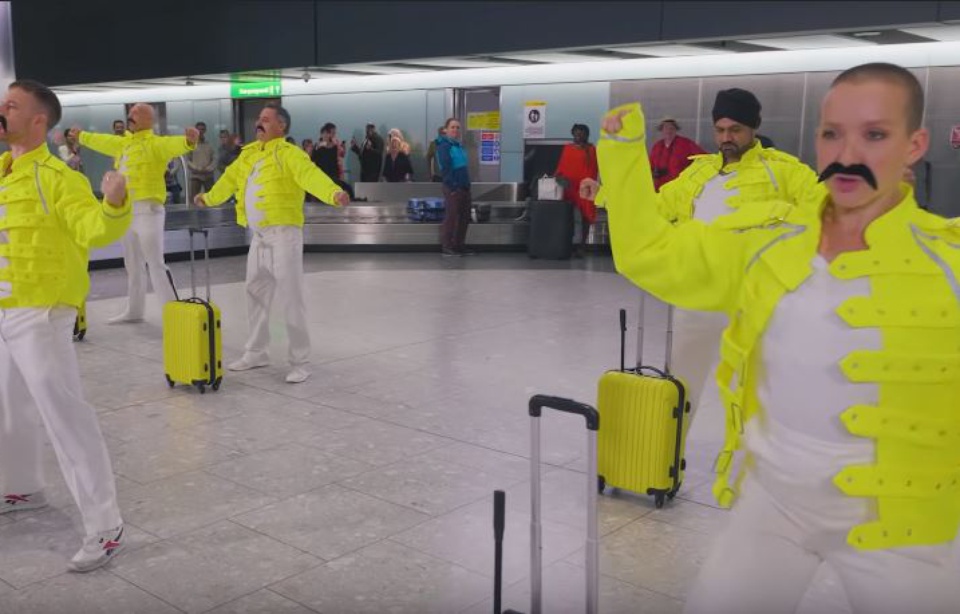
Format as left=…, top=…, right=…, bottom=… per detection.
left=597, top=301, right=690, bottom=508
left=163, top=229, right=222, bottom=394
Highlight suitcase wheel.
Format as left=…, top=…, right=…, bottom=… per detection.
left=597, top=475, right=606, bottom=494
left=212, top=377, right=222, bottom=391
left=654, top=492, right=666, bottom=509
left=165, top=374, right=174, bottom=388
left=197, top=383, right=206, bottom=394
left=75, top=330, right=86, bottom=341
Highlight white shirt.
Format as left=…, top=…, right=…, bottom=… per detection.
left=693, top=172, right=737, bottom=223
left=244, top=160, right=266, bottom=230
left=747, top=255, right=877, bottom=522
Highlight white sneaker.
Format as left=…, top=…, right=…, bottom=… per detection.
left=285, top=367, right=311, bottom=384
left=69, top=525, right=124, bottom=573
left=106, top=312, right=144, bottom=325
left=228, top=356, right=270, bottom=371
left=0, top=491, right=48, bottom=514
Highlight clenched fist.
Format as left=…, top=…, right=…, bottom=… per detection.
left=334, top=190, right=350, bottom=207
left=194, top=193, right=207, bottom=208
left=101, top=171, right=127, bottom=207
left=67, top=125, right=83, bottom=141
left=602, top=109, right=631, bottom=136
left=579, top=178, right=600, bottom=202
left=185, top=127, right=200, bottom=145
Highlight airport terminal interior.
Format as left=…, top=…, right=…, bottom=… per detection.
left=0, top=1, right=959, bottom=612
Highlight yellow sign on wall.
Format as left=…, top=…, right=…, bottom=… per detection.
left=467, top=111, right=501, bottom=131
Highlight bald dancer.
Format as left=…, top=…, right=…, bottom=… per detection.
left=70, top=105, right=199, bottom=323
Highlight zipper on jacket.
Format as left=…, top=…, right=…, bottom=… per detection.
left=911, top=224, right=960, bottom=303
left=759, top=156, right=780, bottom=192
left=34, top=163, right=49, bottom=214
left=744, top=222, right=807, bottom=272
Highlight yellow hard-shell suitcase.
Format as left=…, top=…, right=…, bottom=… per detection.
left=597, top=300, right=690, bottom=508
left=73, top=302, right=87, bottom=341
left=163, top=228, right=222, bottom=394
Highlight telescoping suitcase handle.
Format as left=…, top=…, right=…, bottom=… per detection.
left=188, top=228, right=212, bottom=302
left=527, top=395, right=599, bottom=614
left=621, top=291, right=675, bottom=375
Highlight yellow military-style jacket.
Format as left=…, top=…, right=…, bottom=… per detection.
left=658, top=139, right=819, bottom=223
left=597, top=102, right=960, bottom=551
left=0, top=144, right=131, bottom=308
left=80, top=128, right=194, bottom=203
left=204, top=137, right=343, bottom=228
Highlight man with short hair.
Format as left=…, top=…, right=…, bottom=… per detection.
left=112, top=119, right=125, bottom=136
left=196, top=103, right=349, bottom=384
left=70, top=105, right=199, bottom=324
left=594, top=61, right=960, bottom=613
left=645, top=89, right=819, bottom=434
left=186, top=120, right=215, bottom=201
left=0, top=79, right=131, bottom=572
left=350, top=122, right=384, bottom=182
left=217, top=128, right=240, bottom=177
left=649, top=116, right=705, bottom=191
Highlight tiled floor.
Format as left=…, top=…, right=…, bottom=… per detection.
left=0, top=253, right=852, bottom=613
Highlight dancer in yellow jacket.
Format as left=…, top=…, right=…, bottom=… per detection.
left=0, top=80, right=131, bottom=572
left=196, top=103, right=348, bottom=384
left=658, top=89, right=818, bottom=438
left=591, top=63, right=960, bottom=613
left=70, top=104, right=199, bottom=323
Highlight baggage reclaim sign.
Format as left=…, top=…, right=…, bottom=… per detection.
left=230, top=72, right=283, bottom=99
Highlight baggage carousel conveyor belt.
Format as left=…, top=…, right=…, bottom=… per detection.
left=90, top=201, right=542, bottom=265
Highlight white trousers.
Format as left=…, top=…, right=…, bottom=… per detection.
left=121, top=200, right=177, bottom=318
left=243, top=226, right=310, bottom=366
left=685, top=476, right=960, bottom=614
left=671, top=309, right=727, bottom=422
left=0, top=307, right=122, bottom=537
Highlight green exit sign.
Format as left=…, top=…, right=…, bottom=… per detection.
left=230, top=72, right=283, bottom=99
left=231, top=81, right=282, bottom=99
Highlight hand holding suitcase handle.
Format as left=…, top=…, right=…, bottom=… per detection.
left=528, top=395, right=599, bottom=431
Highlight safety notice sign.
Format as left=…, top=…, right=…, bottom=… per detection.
left=523, top=101, right=547, bottom=139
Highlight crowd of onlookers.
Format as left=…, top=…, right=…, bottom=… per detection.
left=55, top=119, right=450, bottom=204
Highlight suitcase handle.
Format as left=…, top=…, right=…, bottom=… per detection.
left=527, top=394, right=599, bottom=614
left=528, top=395, right=599, bottom=431
left=493, top=490, right=506, bottom=614
left=188, top=228, right=211, bottom=302
left=619, top=308, right=627, bottom=372
left=633, top=293, right=675, bottom=374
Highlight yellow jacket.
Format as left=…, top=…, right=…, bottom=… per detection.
left=597, top=103, right=960, bottom=551
left=79, top=129, right=194, bottom=203
left=0, top=144, right=132, bottom=309
left=204, top=137, right=343, bottom=227
left=658, top=140, right=819, bottom=223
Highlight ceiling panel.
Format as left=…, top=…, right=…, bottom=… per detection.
left=615, top=43, right=735, bottom=57
left=900, top=24, right=960, bottom=41
left=738, top=34, right=878, bottom=49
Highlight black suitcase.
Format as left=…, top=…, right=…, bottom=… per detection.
left=527, top=200, right=573, bottom=260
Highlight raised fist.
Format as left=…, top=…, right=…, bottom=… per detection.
left=67, top=125, right=83, bottom=141
left=579, top=178, right=600, bottom=202
left=602, top=109, right=631, bottom=136
left=101, top=171, right=127, bottom=207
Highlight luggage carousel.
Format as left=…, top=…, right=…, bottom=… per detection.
left=88, top=182, right=608, bottom=264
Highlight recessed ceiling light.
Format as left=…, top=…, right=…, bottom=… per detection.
left=739, top=34, right=877, bottom=49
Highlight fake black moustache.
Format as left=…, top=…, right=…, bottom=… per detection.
left=818, top=162, right=878, bottom=190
